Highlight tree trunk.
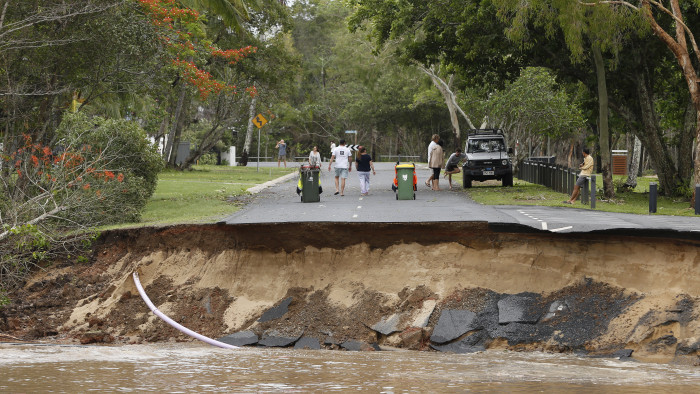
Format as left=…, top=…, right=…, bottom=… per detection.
left=624, top=135, right=642, bottom=188
left=243, top=93, right=257, bottom=161
left=592, top=45, right=614, bottom=198
left=679, top=100, right=695, bottom=183
left=415, top=64, right=476, bottom=149
left=168, top=91, right=191, bottom=168
left=165, top=84, right=187, bottom=163
left=639, top=0, right=700, bottom=202
left=182, top=124, right=224, bottom=169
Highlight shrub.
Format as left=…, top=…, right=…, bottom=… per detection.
left=56, top=113, right=164, bottom=223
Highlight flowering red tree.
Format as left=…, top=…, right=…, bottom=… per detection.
left=137, top=0, right=258, bottom=100
left=0, top=114, right=163, bottom=293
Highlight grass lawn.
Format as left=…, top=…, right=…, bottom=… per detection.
left=112, top=165, right=296, bottom=227
left=464, top=174, right=697, bottom=217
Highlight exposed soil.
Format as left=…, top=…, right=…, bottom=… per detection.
left=1, top=222, right=699, bottom=364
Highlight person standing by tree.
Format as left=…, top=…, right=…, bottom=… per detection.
left=328, top=139, right=352, bottom=196
left=425, top=134, right=440, bottom=187
left=276, top=139, right=287, bottom=168
left=355, top=146, right=376, bottom=196
left=564, top=148, right=594, bottom=204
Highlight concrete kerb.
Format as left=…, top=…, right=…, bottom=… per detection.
left=247, top=171, right=298, bottom=194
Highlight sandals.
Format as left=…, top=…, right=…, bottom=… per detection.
left=562, top=200, right=573, bottom=204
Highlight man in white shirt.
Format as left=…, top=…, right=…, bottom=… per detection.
left=328, top=139, right=353, bottom=196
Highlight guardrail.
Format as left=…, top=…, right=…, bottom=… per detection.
left=378, top=155, right=421, bottom=162
left=518, top=159, right=596, bottom=208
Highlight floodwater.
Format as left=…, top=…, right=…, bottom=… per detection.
left=1, top=344, right=699, bottom=393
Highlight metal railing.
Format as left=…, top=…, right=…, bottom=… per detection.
left=378, top=155, right=421, bottom=162
left=518, top=159, right=596, bottom=208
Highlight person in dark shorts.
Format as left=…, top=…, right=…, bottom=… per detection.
left=276, top=139, right=287, bottom=168
left=443, top=148, right=466, bottom=189
left=428, top=138, right=444, bottom=190
left=564, top=148, right=593, bottom=204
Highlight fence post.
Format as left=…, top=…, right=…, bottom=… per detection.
left=649, top=182, right=657, bottom=214
left=557, top=165, right=563, bottom=193
left=582, top=177, right=589, bottom=205
left=569, top=170, right=576, bottom=195
left=590, top=175, right=596, bottom=209
left=696, top=184, right=700, bottom=215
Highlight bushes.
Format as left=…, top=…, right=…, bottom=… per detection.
left=56, top=113, right=164, bottom=223
left=0, top=113, right=163, bottom=297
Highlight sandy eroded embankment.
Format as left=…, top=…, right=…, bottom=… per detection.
left=2, top=223, right=699, bottom=363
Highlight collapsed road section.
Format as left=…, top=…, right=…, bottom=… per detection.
left=1, top=222, right=699, bottom=364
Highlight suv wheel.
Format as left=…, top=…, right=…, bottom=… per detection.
left=463, top=174, right=472, bottom=188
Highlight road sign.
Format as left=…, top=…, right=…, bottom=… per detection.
left=252, top=114, right=268, bottom=128
left=345, top=130, right=357, bottom=134
left=347, top=144, right=360, bottom=151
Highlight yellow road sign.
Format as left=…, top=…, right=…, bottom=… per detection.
left=252, top=113, right=268, bottom=128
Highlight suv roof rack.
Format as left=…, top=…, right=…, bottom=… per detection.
left=466, top=129, right=504, bottom=136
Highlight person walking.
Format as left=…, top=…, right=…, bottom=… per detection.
left=328, top=139, right=352, bottom=196
left=425, top=134, right=440, bottom=187
left=355, top=146, right=376, bottom=196
left=443, top=148, right=467, bottom=189
left=564, top=147, right=594, bottom=204
left=428, top=138, right=444, bottom=190
left=308, top=146, right=321, bottom=167
left=276, top=139, right=287, bottom=168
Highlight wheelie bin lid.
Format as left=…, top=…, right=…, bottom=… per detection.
left=395, top=164, right=415, bottom=169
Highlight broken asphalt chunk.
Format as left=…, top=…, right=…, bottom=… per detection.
left=217, top=330, right=258, bottom=346
left=430, top=309, right=479, bottom=344
left=294, top=336, right=321, bottom=350
left=258, top=297, right=293, bottom=322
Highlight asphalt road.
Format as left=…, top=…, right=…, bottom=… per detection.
left=220, top=162, right=700, bottom=236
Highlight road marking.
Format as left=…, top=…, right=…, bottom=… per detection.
left=550, top=226, right=573, bottom=232
left=357, top=206, right=362, bottom=209
left=541, top=222, right=548, bottom=230
left=359, top=197, right=363, bottom=201
left=352, top=214, right=358, bottom=218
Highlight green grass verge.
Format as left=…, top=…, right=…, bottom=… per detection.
left=109, top=165, right=296, bottom=228
left=464, top=175, right=696, bottom=216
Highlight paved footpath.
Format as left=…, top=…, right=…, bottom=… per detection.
left=221, top=162, right=700, bottom=236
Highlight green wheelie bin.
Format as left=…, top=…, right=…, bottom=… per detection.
left=394, top=163, right=416, bottom=200
left=299, top=165, right=321, bottom=203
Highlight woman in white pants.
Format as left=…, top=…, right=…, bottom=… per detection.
left=354, top=146, right=375, bottom=195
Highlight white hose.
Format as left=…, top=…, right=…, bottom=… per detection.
left=132, top=271, right=239, bottom=350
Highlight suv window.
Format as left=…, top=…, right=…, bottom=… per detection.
left=466, top=138, right=506, bottom=153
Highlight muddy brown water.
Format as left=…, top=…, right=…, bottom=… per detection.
left=1, top=344, right=699, bottom=392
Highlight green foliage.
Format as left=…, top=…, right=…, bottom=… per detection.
left=56, top=113, right=164, bottom=223
left=1, top=224, right=48, bottom=291
left=487, top=67, right=586, bottom=137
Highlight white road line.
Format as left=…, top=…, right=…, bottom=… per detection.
left=357, top=206, right=362, bottom=209
left=541, top=222, right=548, bottom=230
left=550, top=226, right=573, bottom=232
left=352, top=214, right=358, bottom=218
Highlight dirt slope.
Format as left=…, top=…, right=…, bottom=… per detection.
left=1, top=223, right=698, bottom=364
